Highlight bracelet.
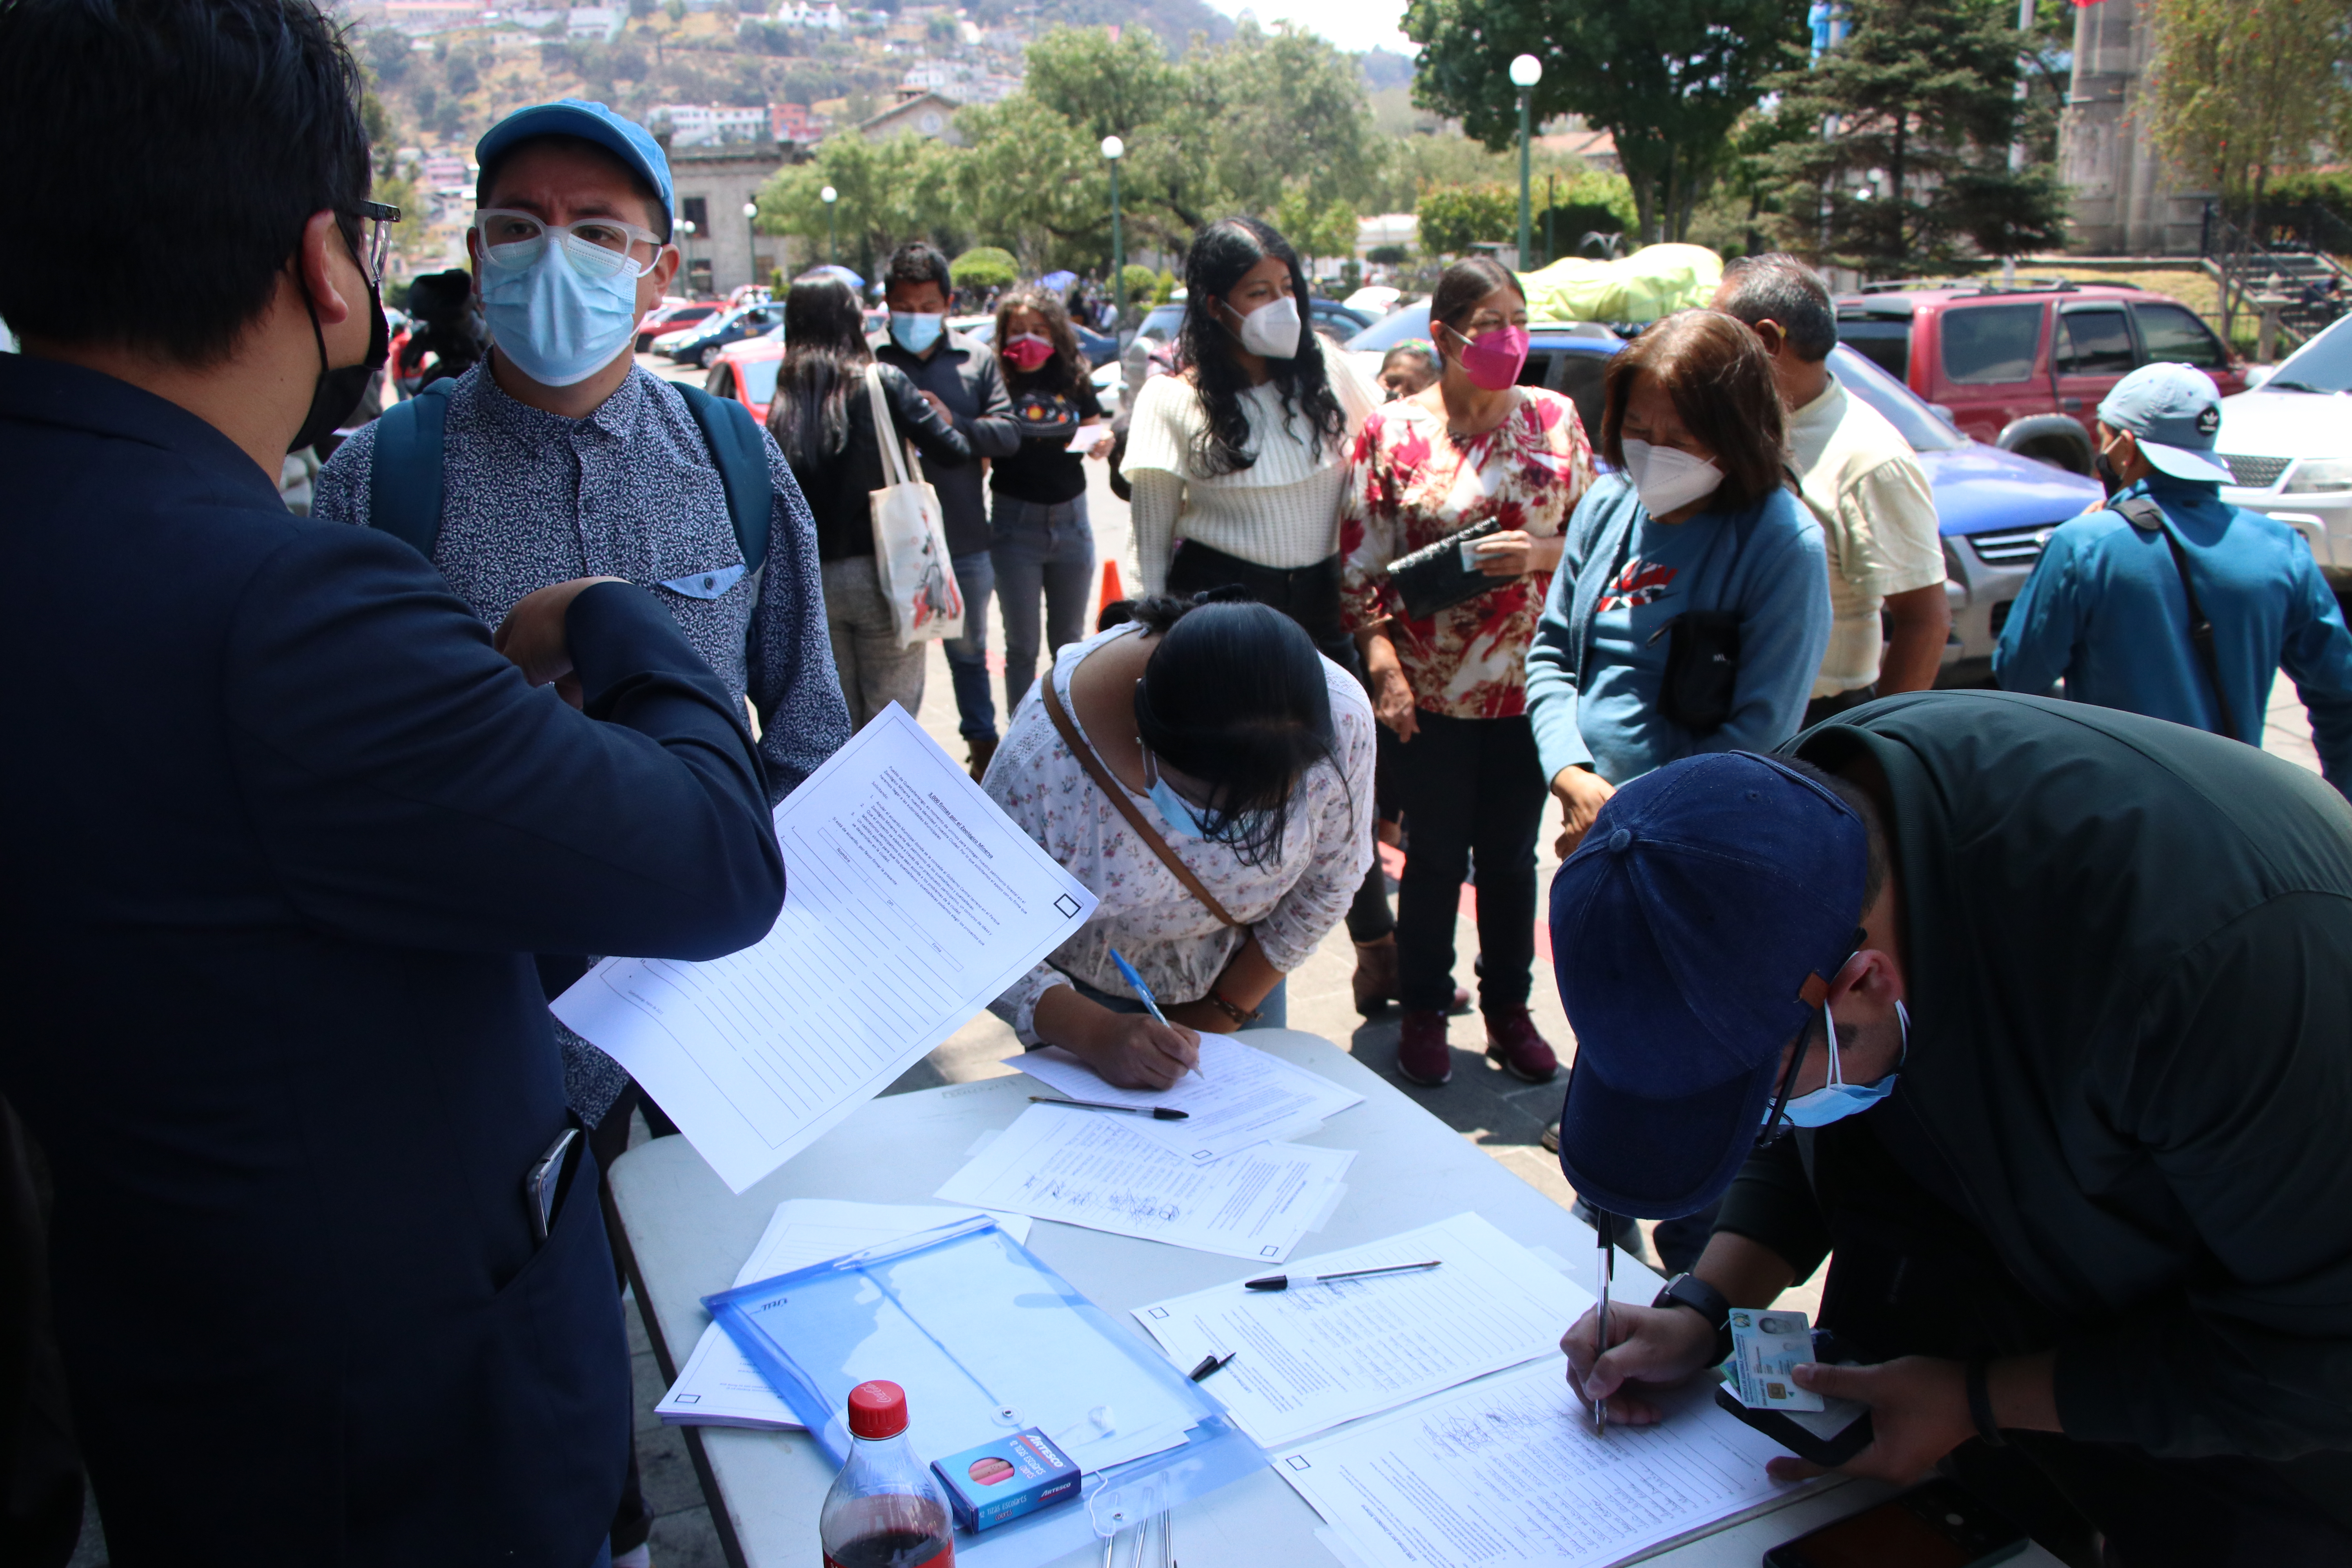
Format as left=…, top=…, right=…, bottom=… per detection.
left=1965, top=1354, right=2006, bottom=1448
left=1205, top=987, right=1261, bottom=1026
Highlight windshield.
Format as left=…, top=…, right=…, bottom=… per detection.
left=2269, top=315, right=2352, bottom=393
left=1827, top=343, right=1969, bottom=451
left=1134, top=303, right=1184, bottom=343
left=741, top=356, right=781, bottom=407
left=1347, top=301, right=1433, bottom=353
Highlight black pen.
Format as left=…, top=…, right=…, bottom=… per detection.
left=1188, top=1351, right=1236, bottom=1382
left=1245, top=1261, right=1442, bottom=1291
left=1029, top=1096, right=1190, bottom=1122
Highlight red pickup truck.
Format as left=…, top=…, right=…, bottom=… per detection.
left=1833, top=280, right=2245, bottom=475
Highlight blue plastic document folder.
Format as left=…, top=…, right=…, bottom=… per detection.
left=704, top=1217, right=1266, bottom=1564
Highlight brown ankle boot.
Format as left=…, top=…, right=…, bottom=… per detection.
left=967, top=733, right=998, bottom=783
left=1352, top=935, right=1399, bottom=1016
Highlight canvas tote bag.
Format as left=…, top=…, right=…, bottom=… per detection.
left=864, top=363, right=965, bottom=645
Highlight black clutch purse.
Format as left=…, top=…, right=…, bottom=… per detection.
left=1387, top=517, right=1504, bottom=622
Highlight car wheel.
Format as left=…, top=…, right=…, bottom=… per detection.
left=699, top=345, right=720, bottom=369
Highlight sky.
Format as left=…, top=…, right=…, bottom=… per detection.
left=1202, top=0, right=1417, bottom=57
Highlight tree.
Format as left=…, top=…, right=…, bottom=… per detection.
left=1022, top=25, right=1177, bottom=144
left=756, top=132, right=963, bottom=279
left=1405, top=0, right=1808, bottom=243
left=2143, top=0, right=2352, bottom=338
left=1272, top=188, right=1359, bottom=270
left=1415, top=184, right=1514, bottom=255
left=950, top=245, right=1018, bottom=291
left=955, top=93, right=1112, bottom=271
left=1756, top=0, right=2067, bottom=278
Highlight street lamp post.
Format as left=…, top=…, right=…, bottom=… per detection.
left=742, top=200, right=761, bottom=293
left=820, top=184, right=838, bottom=267
left=679, top=217, right=698, bottom=296
left=1509, top=54, right=1543, bottom=270
left=1101, top=135, right=1125, bottom=334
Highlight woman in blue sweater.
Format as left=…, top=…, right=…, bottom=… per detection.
left=1526, top=310, right=1831, bottom=860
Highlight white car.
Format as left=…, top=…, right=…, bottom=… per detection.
left=2216, top=315, right=2352, bottom=590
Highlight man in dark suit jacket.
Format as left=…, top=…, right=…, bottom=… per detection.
left=0, top=1, right=785, bottom=1561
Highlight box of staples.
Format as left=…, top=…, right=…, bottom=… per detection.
left=930, top=1427, right=1082, bottom=1533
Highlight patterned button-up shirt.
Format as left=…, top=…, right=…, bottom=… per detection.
left=316, top=363, right=849, bottom=799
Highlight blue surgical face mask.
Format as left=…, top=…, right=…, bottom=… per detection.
left=1148, top=773, right=1216, bottom=839
left=889, top=311, right=945, bottom=354
left=477, top=231, right=646, bottom=388
left=1771, top=1000, right=1909, bottom=1129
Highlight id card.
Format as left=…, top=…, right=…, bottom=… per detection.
left=1726, top=1307, right=1824, bottom=1412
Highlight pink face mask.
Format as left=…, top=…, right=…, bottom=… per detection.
left=1003, top=333, right=1055, bottom=372
left=1446, top=322, right=1529, bottom=391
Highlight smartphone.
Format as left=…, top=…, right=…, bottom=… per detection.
left=526, top=1126, right=583, bottom=1243
left=1762, top=1479, right=2028, bottom=1568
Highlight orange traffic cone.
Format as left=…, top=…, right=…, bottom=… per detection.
left=1099, top=558, right=1125, bottom=615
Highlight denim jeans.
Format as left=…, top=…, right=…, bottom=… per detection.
left=991, top=494, right=1096, bottom=715
left=943, top=548, right=997, bottom=742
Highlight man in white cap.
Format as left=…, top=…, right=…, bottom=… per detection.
left=1994, top=361, right=2352, bottom=797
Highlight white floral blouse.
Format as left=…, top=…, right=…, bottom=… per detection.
left=984, top=622, right=1377, bottom=1045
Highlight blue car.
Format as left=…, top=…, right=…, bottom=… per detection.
left=1347, top=305, right=2100, bottom=686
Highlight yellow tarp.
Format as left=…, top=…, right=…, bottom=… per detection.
left=1521, top=244, right=1724, bottom=323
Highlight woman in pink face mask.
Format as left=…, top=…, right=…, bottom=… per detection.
left=1336, top=256, right=1596, bottom=1089
left=989, top=285, right=1109, bottom=715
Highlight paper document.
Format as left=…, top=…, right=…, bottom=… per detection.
left=1131, top=1212, right=1593, bottom=1448
left=1010, top=1035, right=1365, bottom=1162
left=1276, top=1360, right=1796, bottom=1568
left=657, top=1201, right=1033, bottom=1430
left=935, top=1103, right=1353, bottom=1261
left=554, top=705, right=1097, bottom=1192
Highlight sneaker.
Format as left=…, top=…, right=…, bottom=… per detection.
left=967, top=733, right=999, bottom=783
left=1396, top=1009, right=1452, bottom=1087
left=1483, top=1007, right=1559, bottom=1083
left=1541, top=1120, right=1560, bottom=1154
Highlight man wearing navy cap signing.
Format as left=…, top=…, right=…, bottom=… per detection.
left=1554, top=712, right=2352, bottom=1564
left=1994, top=361, right=2352, bottom=796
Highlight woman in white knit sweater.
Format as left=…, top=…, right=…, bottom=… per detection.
left=1123, top=216, right=1429, bottom=1016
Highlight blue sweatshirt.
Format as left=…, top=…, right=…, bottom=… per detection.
left=1993, top=474, right=2352, bottom=798
left=1526, top=473, right=1831, bottom=786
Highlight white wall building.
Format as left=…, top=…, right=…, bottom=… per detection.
left=566, top=5, right=622, bottom=39
left=771, top=0, right=844, bottom=27
left=655, top=103, right=775, bottom=147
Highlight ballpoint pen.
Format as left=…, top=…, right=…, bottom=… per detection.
left=1109, top=947, right=1205, bottom=1081
left=1244, top=1261, right=1442, bottom=1291
left=1029, top=1096, right=1190, bottom=1121
left=1592, top=1210, right=1613, bottom=1436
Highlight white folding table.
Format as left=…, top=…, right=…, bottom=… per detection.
left=608, top=1027, right=2062, bottom=1568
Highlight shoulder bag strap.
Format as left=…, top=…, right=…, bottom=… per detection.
left=2117, top=495, right=2238, bottom=738
left=675, top=382, right=773, bottom=573
left=864, top=363, right=913, bottom=490
left=1040, top=675, right=1243, bottom=928
left=367, top=380, right=453, bottom=559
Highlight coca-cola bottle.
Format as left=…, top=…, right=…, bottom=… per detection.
left=818, top=1380, right=956, bottom=1568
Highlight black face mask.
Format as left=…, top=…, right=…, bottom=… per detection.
left=2094, top=448, right=2122, bottom=496
left=288, top=276, right=389, bottom=454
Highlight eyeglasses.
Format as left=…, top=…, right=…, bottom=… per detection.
left=473, top=207, right=665, bottom=281
left=348, top=200, right=401, bottom=287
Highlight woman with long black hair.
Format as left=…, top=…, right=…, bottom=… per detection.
left=768, top=274, right=970, bottom=730
left=988, top=284, right=1106, bottom=715
left=1122, top=217, right=1402, bottom=1005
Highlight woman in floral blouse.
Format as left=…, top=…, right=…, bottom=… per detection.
left=1339, top=257, right=1594, bottom=1089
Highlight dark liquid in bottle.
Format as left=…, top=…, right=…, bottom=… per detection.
left=822, top=1530, right=953, bottom=1568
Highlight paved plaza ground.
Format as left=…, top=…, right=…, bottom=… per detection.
left=61, top=360, right=2332, bottom=1564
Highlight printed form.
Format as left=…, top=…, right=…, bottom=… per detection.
left=1010, top=1034, right=1366, bottom=1162
left=658, top=1201, right=1033, bottom=1430
left=1276, top=1360, right=1797, bottom=1568
left=1132, top=1213, right=1592, bottom=1449
left=935, top=1102, right=1354, bottom=1261
left=554, top=705, right=1096, bottom=1192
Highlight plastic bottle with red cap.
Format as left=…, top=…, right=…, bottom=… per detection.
left=819, top=1380, right=956, bottom=1568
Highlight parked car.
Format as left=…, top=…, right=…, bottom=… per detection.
left=961, top=316, right=1121, bottom=368
left=1120, top=296, right=1374, bottom=407
left=1833, top=279, right=2246, bottom=475
left=635, top=299, right=719, bottom=352
left=1345, top=303, right=1622, bottom=435
left=2215, top=313, right=2352, bottom=593
left=704, top=331, right=786, bottom=425
left=661, top=300, right=786, bottom=368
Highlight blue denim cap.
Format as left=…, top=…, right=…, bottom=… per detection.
left=2095, top=361, right=2232, bottom=484
left=1549, top=753, right=1868, bottom=1219
left=476, top=99, right=674, bottom=231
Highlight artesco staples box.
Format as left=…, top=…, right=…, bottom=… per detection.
left=929, top=1426, right=1082, bottom=1533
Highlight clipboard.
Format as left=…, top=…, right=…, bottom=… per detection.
left=704, top=1217, right=1266, bottom=1564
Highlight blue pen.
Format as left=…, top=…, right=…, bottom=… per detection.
left=1109, top=947, right=1206, bottom=1082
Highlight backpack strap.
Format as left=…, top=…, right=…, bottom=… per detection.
left=677, top=382, right=773, bottom=574
left=2115, top=495, right=2238, bottom=739
left=367, top=380, right=453, bottom=560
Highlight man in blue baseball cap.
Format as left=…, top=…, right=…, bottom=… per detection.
left=1993, top=361, right=2352, bottom=797
left=317, top=99, right=848, bottom=1566
left=1552, top=701, right=2352, bottom=1563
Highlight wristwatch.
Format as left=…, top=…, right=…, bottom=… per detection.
left=1652, top=1272, right=1735, bottom=1365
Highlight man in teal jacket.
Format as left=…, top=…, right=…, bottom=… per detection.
left=1994, top=362, right=2352, bottom=796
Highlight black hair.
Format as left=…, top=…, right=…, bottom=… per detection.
left=1177, top=216, right=1346, bottom=477
left=993, top=285, right=1086, bottom=396
left=399, top=269, right=485, bottom=382
left=1782, top=757, right=1888, bottom=917
left=882, top=241, right=953, bottom=300
left=476, top=133, right=672, bottom=243
left=1129, top=592, right=1340, bottom=868
left=769, top=275, right=870, bottom=464
left=1428, top=255, right=1525, bottom=340
left=0, top=0, right=372, bottom=365
left=1716, top=254, right=1837, bottom=363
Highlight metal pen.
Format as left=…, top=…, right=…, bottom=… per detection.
left=1110, top=947, right=1205, bottom=1081
left=1592, top=1210, right=1613, bottom=1436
